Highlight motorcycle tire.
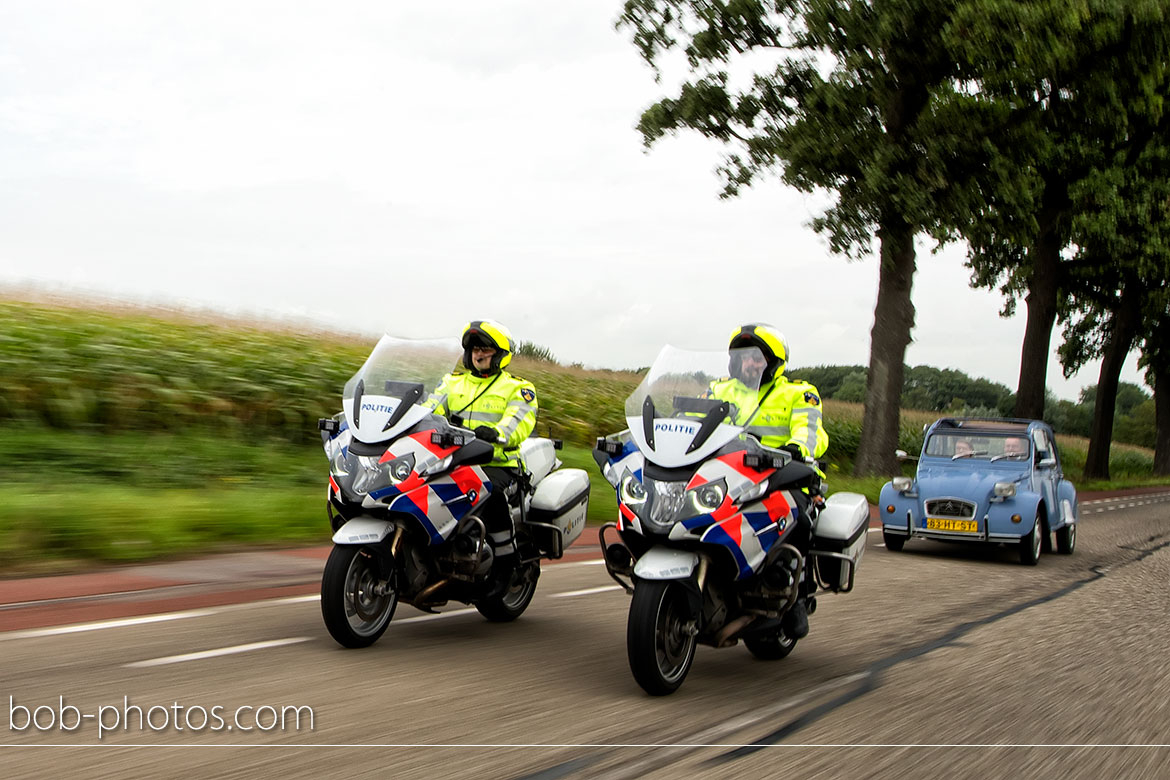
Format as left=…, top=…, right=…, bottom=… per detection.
left=476, top=561, right=540, bottom=622
left=744, top=630, right=797, bottom=661
left=627, top=580, right=697, bottom=696
left=321, top=545, right=398, bottom=648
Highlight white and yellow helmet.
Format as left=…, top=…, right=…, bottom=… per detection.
left=728, top=323, right=789, bottom=383
left=461, top=320, right=515, bottom=376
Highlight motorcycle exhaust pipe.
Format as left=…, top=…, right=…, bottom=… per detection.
left=715, top=614, right=757, bottom=648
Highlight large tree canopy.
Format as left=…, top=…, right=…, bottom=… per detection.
left=618, top=0, right=988, bottom=474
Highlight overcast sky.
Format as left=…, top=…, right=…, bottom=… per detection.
left=0, top=1, right=1146, bottom=402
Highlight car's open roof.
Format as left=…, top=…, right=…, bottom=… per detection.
left=931, top=417, right=1032, bottom=434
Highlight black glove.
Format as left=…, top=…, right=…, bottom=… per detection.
left=474, top=426, right=499, bottom=443
left=782, top=444, right=805, bottom=461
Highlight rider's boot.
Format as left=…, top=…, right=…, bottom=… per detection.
left=783, top=598, right=809, bottom=639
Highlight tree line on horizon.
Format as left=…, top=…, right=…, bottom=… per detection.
left=618, top=0, right=1170, bottom=478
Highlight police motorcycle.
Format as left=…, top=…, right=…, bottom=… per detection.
left=318, top=335, right=590, bottom=648
left=593, top=345, right=869, bottom=695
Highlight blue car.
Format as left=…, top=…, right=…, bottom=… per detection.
left=879, top=417, right=1078, bottom=565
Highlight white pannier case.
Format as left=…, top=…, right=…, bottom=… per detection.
left=527, top=469, right=590, bottom=558
left=810, top=491, right=868, bottom=592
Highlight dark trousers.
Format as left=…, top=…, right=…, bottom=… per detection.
left=480, top=467, right=519, bottom=531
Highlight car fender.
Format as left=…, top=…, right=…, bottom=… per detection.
left=1056, top=479, right=1078, bottom=528
left=879, top=481, right=917, bottom=531
left=986, top=491, right=1043, bottom=537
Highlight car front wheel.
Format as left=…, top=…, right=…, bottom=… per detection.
left=1018, top=513, right=1042, bottom=566
left=883, top=530, right=905, bottom=552
left=1056, top=522, right=1076, bottom=554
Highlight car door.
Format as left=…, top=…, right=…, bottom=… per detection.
left=1032, top=427, right=1059, bottom=526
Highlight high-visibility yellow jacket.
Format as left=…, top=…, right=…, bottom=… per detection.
left=425, top=370, right=538, bottom=468
left=706, top=375, right=829, bottom=459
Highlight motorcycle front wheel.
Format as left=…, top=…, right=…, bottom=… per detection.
left=321, top=545, right=398, bottom=648
left=627, top=580, right=697, bottom=696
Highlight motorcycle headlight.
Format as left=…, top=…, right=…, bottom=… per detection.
left=646, top=479, right=687, bottom=530
left=351, top=455, right=388, bottom=496
left=620, top=474, right=647, bottom=507
left=330, top=449, right=351, bottom=478
left=688, top=481, right=726, bottom=514
left=387, top=453, right=416, bottom=482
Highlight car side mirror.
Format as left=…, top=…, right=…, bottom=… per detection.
left=1038, top=457, right=1057, bottom=469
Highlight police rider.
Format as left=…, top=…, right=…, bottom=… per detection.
left=706, top=323, right=829, bottom=639
left=426, top=320, right=539, bottom=580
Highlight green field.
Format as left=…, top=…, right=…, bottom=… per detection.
left=1, top=298, right=1165, bottom=573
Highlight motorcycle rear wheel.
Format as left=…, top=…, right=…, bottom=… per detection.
left=321, top=545, right=398, bottom=648
left=744, top=630, right=797, bottom=661
left=627, top=580, right=697, bottom=696
left=476, top=561, right=540, bottom=622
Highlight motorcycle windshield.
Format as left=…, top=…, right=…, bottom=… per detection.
left=625, top=345, right=763, bottom=468
left=342, top=335, right=464, bottom=444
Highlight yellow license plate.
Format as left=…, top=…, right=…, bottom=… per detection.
left=926, top=518, right=978, bottom=533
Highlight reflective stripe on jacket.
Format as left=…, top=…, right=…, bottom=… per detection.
left=425, top=370, right=538, bottom=467
left=707, top=376, right=829, bottom=459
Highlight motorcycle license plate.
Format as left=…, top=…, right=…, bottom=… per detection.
left=926, top=518, right=977, bottom=533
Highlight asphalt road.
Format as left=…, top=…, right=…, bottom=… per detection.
left=4, top=492, right=1170, bottom=779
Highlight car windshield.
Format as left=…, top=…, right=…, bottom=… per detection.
left=925, top=431, right=1031, bottom=461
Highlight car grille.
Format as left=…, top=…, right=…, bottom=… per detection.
left=925, top=499, right=976, bottom=519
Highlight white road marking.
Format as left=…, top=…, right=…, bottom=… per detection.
left=395, top=608, right=478, bottom=624
left=550, top=586, right=623, bottom=599
left=1, top=609, right=217, bottom=641
left=125, top=637, right=311, bottom=668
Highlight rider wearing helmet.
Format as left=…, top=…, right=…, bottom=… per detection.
left=426, top=320, right=539, bottom=577
left=707, top=323, right=829, bottom=639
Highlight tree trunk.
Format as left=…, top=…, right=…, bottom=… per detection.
left=854, top=220, right=916, bottom=476
left=1083, top=294, right=1141, bottom=480
left=1154, top=362, right=1170, bottom=475
left=1013, top=207, right=1063, bottom=420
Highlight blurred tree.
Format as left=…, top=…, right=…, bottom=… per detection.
left=617, top=0, right=995, bottom=475
left=1056, top=137, right=1170, bottom=479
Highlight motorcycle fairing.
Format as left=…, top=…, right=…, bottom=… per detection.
left=696, top=489, right=800, bottom=580
left=344, top=393, right=432, bottom=444
left=627, top=414, right=742, bottom=469
left=363, top=430, right=491, bottom=545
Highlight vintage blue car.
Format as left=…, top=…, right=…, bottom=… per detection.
left=879, top=417, right=1078, bottom=565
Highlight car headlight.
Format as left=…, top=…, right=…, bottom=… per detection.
left=892, top=476, right=913, bottom=492
left=688, top=481, right=726, bottom=514
left=994, top=482, right=1017, bottom=498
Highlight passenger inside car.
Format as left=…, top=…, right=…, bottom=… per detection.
left=1003, top=437, right=1029, bottom=459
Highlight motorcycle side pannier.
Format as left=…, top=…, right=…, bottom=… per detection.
left=810, top=491, right=869, bottom=592
left=527, top=469, right=590, bottom=558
